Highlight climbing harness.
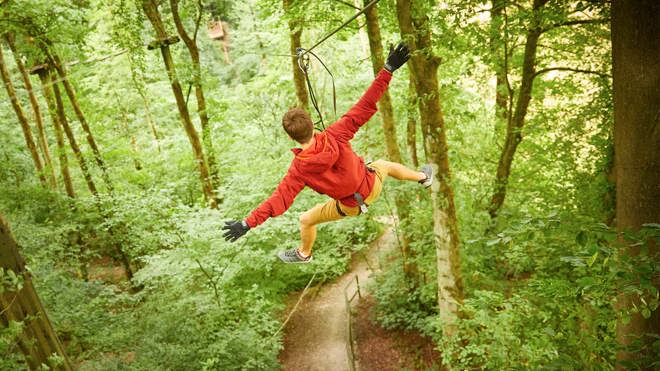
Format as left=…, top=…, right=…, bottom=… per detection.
left=294, top=0, right=382, bottom=130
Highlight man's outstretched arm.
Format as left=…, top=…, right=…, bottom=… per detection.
left=223, top=167, right=305, bottom=242
left=327, top=42, right=410, bottom=142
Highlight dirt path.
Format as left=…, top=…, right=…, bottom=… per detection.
left=278, top=227, right=397, bottom=371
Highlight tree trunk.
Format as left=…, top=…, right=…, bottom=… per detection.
left=51, top=73, right=98, bottom=196
left=611, top=0, right=660, bottom=367
left=115, top=92, right=143, bottom=171
left=487, top=0, right=546, bottom=219
left=396, top=0, right=463, bottom=339
left=44, top=49, right=114, bottom=193
left=362, top=0, right=419, bottom=280
left=490, top=0, right=508, bottom=124
left=283, top=0, right=309, bottom=109
left=363, top=0, right=402, bottom=162
left=141, top=0, right=218, bottom=209
left=170, top=0, right=221, bottom=192
left=140, top=92, right=161, bottom=152
left=0, top=214, right=74, bottom=370
left=6, top=34, right=57, bottom=188
left=0, top=45, right=47, bottom=186
left=36, top=69, right=75, bottom=198
left=354, top=0, right=370, bottom=57
left=407, top=77, right=419, bottom=167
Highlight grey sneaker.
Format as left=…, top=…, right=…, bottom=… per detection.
left=277, top=248, right=313, bottom=264
left=419, top=164, right=433, bottom=188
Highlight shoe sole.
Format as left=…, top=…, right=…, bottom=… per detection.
left=277, top=253, right=313, bottom=264
left=421, top=165, right=433, bottom=189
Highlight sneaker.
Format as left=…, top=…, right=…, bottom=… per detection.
left=419, top=164, right=433, bottom=188
left=277, top=248, right=313, bottom=264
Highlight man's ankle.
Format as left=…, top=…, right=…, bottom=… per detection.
left=296, top=249, right=310, bottom=259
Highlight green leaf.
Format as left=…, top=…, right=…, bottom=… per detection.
left=587, top=252, right=599, bottom=267
left=642, top=308, right=651, bottom=319
left=486, top=238, right=501, bottom=246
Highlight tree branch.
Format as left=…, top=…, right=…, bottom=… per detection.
left=194, top=258, right=221, bottom=306
left=533, top=66, right=611, bottom=79
left=331, top=0, right=361, bottom=10
left=503, top=4, right=514, bottom=126
left=542, top=18, right=609, bottom=33
left=193, top=0, right=204, bottom=43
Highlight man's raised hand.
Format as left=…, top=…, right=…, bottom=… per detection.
left=384, top=42, right=411, bottom=73
left=222, top=220, right=250, bottom=242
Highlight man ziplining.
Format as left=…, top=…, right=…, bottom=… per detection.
left=223, top=43, right=433, bottom=263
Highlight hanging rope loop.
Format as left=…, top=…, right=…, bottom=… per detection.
left=291, top=0, right=381, bottom=131
left=296, top=47, right=336, bottom=131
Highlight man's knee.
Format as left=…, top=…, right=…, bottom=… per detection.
left=299, top=212, right=314, bottom=226
left=371, top=159, right=388, bottom=168
left=371, top=159, right=392, bottom=176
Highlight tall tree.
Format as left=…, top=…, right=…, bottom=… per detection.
left=49, top=71, right=98, bottom=196
left=170, top=0, right=221, bottom=188
left=42, top=48, right=114, bottom=193
left=363, top=0, right=402, bottom=162
left=406, top=77, right=419, bottom=167
left=35, top=67, right=75, bottom=198
left=361, top=0, right=418, bottom=279
left=489, top=0, right=508, bottom=124
left=0, top=214, right=73, bottom=370
left=141, top=0, right=218, bottom=208
left=611, top=0, right=660, bottom=367
left=5, top=33, right=57, bottom=188
left=487, top=0, right=609, bottom=219
left=283, top=0, right=309, bottom=109
left=396, top=0, right=463, bottom=340
left=0, top=44, right=47, bottom=186
left=487, top=0, right=545, bottom=219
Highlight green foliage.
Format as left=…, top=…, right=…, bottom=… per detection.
left=0, top=0, right=644, bottom=369
left=442, top=213, right=621, bottom=369
left=0, top=320, right=25, bottom=369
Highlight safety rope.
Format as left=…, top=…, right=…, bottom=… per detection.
left=294, top=0, right=382, bottom=130
left=296, top=47, right=335, bottom=130
left=269, top=271, right=318, bottom=341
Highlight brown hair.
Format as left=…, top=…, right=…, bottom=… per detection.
left=282, top=108, right=314, bottom=143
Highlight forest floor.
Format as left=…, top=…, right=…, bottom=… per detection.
left=278, top=225, right=439, bottom=371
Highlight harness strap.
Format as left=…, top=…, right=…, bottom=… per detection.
left=354, top=192, right=369, bottom=214
left=335, top=200, right=347, bottom=217
left=337, top=165, right=377, bottom=217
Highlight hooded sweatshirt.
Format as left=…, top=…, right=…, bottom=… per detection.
left=245, top=69, right=393, bottom=228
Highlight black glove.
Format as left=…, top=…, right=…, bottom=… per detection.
left=222, top=220, right=250, bottom=242
left=384, top=42, right=410, bottom=73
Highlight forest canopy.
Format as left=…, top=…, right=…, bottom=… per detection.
left=0, top=0, right=658, bottom=370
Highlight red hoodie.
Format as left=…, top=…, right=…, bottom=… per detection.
left=245, top=69, right=393, bottom=228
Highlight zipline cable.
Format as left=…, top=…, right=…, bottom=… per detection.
left=299, top=0, right=382, bottom=57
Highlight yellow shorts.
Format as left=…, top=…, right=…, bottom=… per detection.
left=303, top=160, right=387, bottom=224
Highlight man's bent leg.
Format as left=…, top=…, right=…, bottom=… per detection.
left=371, top=159, right=426, bottom=182
left=298, top=200, right=346, bottom=257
